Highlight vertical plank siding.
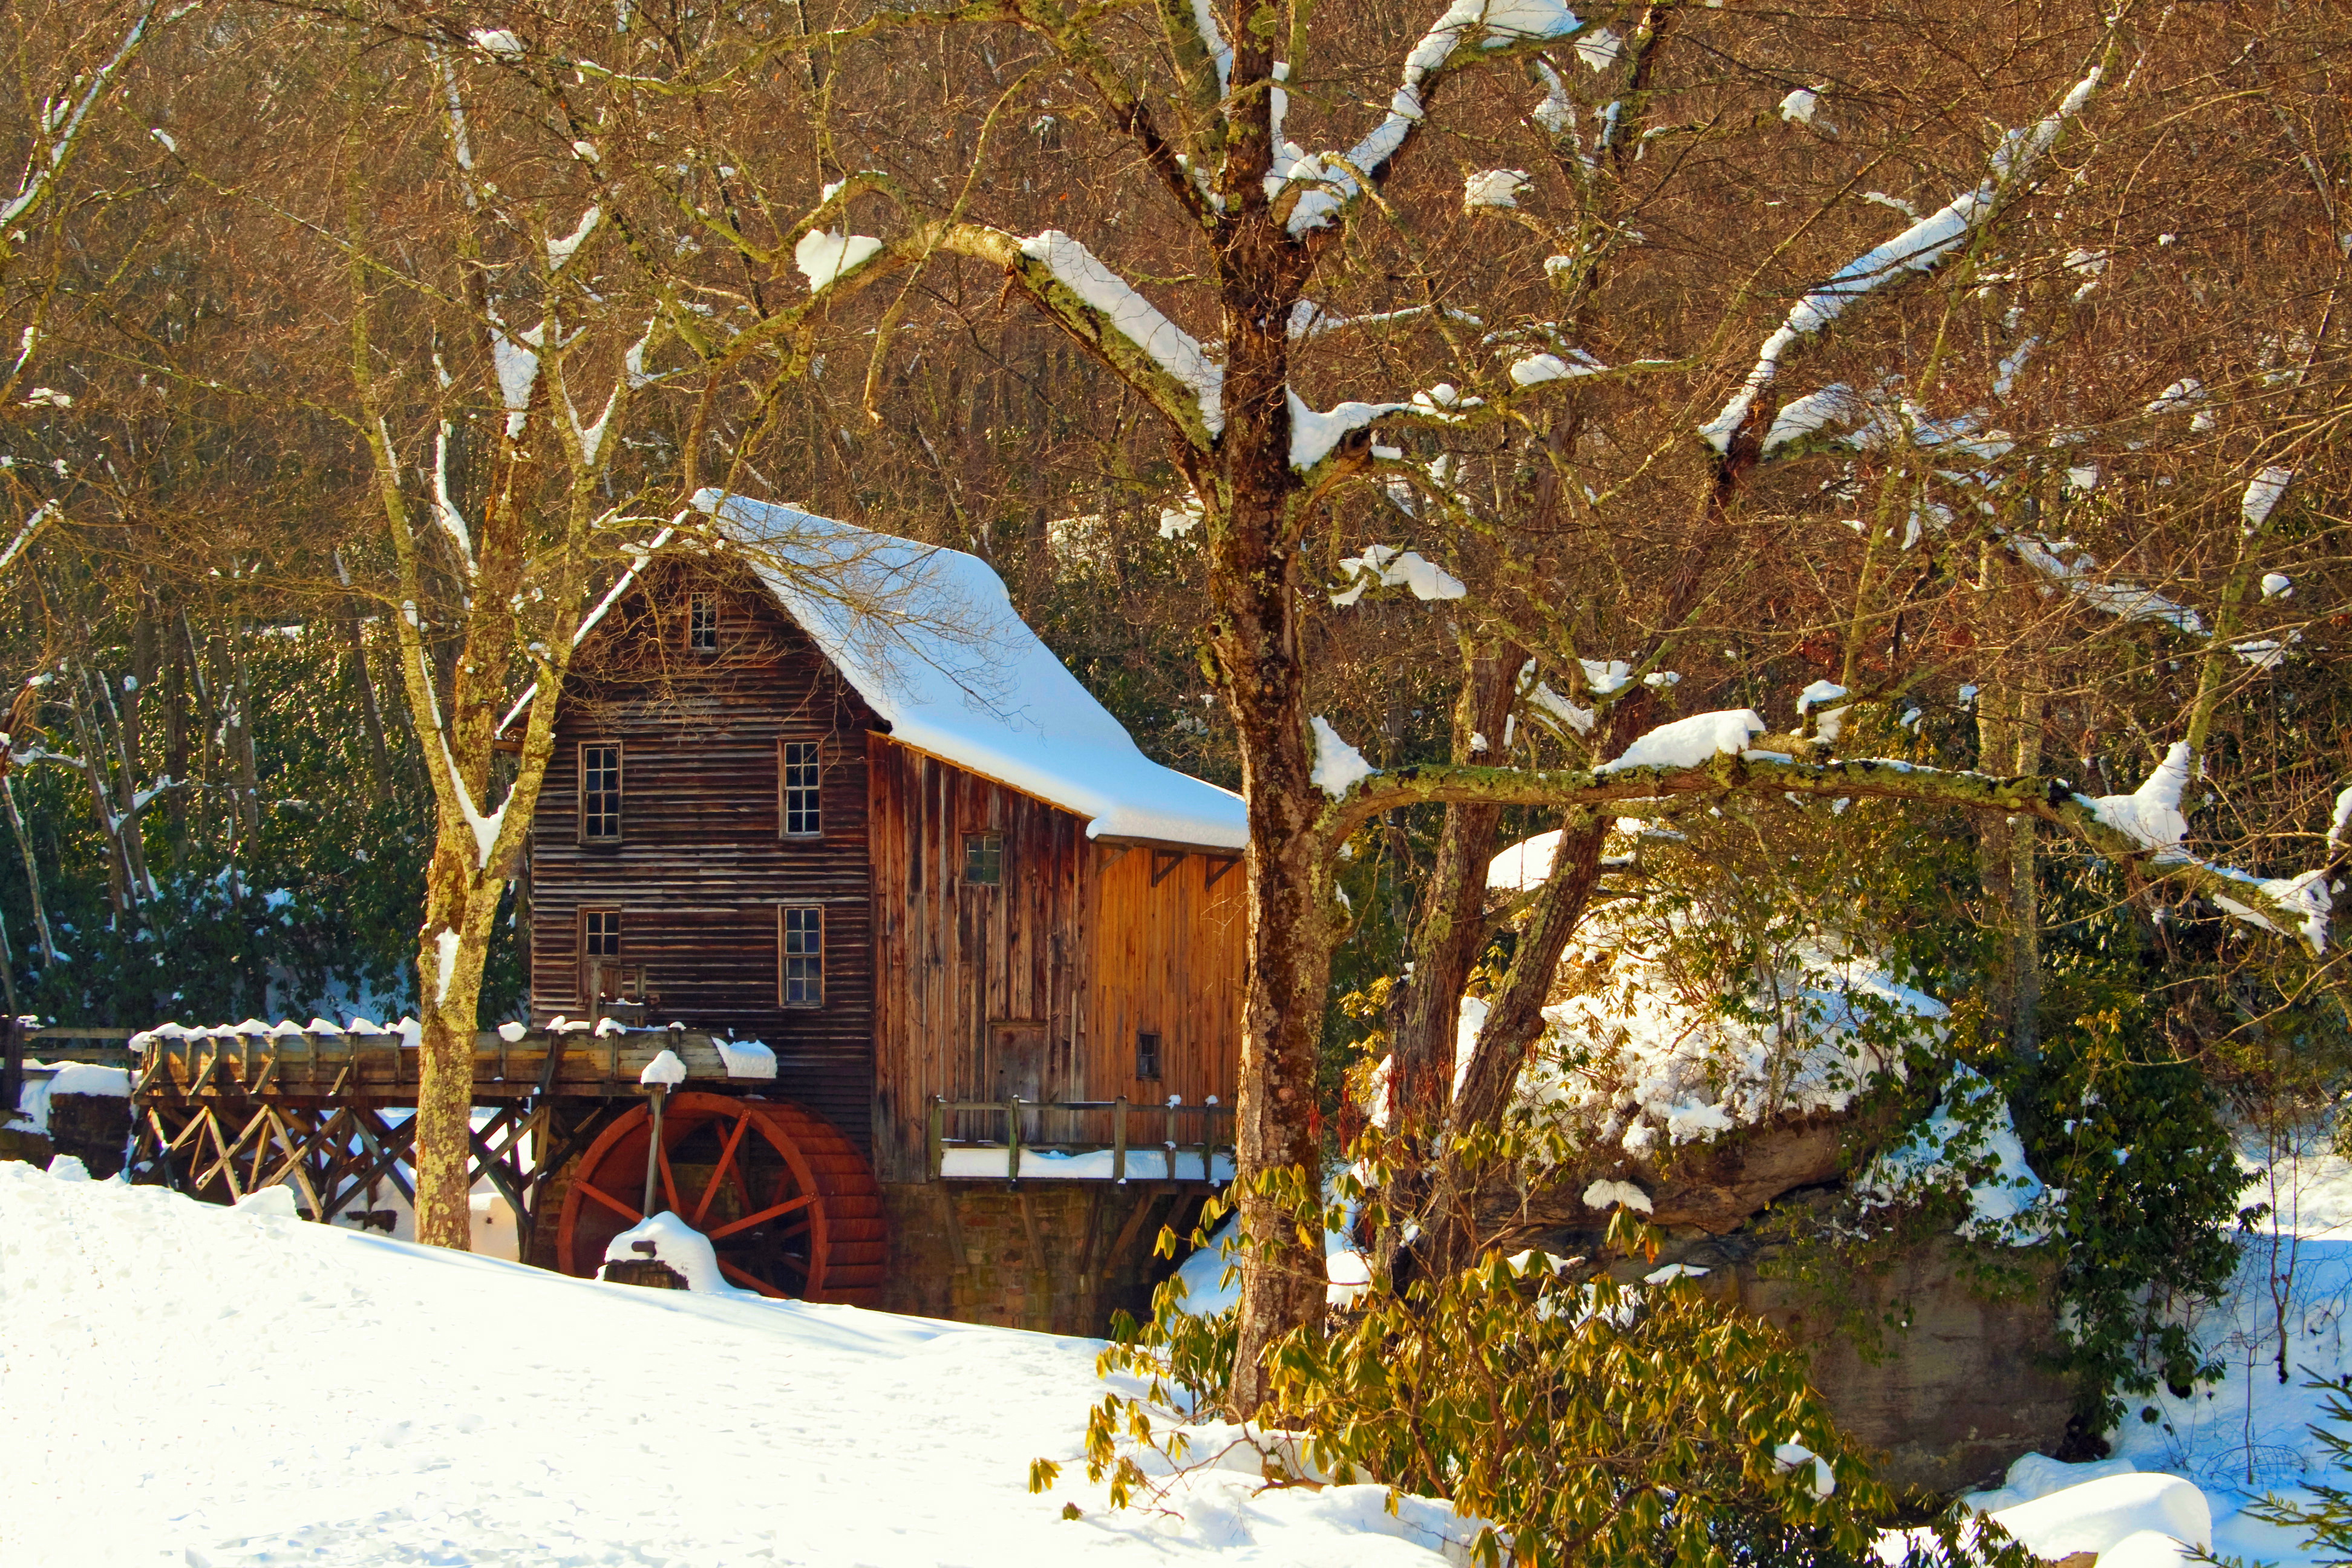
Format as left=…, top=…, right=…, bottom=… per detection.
left=866, top=738, right=1246, bottom=1183
left=1084, top=846, right=1246, bottom=1112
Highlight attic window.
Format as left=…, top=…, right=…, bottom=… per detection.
left=1135, top=1030, right=1161, bottom=1082
left=687, top=592, right=719, bottom=653
left=963, top=832, right=1002, bottom=886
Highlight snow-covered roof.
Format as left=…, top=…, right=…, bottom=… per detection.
left=693, top=491, right=1246, bottom=851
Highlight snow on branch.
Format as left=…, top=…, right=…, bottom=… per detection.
left=1166, top=0, right=1231, bottom=98
left=1, top=0, right=166, bottom=233
left=1279, top=0, right=1588, bottom=237
left=2087, top=742, right=2189, bottom=850
left=904, top=222, right=1223, bottom=447
left=547, top=206, right=601, bottom=271
left=1290, top=390, right=1405, bottom=469
left=430, top=423, right=477, bottom=575
left=1317, top=743, right=2334, bottom=953
left=1704, top=54, right=2108, bottom=453
left=0, top=500, right=57, bottom=577
left=796, top=229, right=884, bottom=291
left=1018, top=230, right=1223, bottom=434
left=2242, top=466, right=2293, bottom=531
left=488, top=315, right=542, bottom=439
left=1596, top=710, right=1765, bottom=774
left=1328, top=543, right=1465, bottom=605
left=1310, top=716, right=1376, bottom=799
left=2007, top=534, right=2204, bottom=636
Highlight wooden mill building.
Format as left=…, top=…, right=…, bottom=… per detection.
left=518, top=491, right=1249, bottom=1328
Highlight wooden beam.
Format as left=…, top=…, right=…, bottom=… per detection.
left=1149, top=849, right=1187, bottom=887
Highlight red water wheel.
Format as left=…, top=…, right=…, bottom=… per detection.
left=555, top=1094, right=884, bottom=1304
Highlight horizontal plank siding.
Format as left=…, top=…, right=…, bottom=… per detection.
left=529, top=564, right=877, bottom=1155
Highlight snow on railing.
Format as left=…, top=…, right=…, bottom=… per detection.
left=928, top=1094, right=1234, bottom=1183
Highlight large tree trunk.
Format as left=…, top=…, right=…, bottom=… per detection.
left=1212, top=217, right=1330, bottom=1419
left=410, top=847, right=504, bottom=1250
left=1387, top=647, right=1523, bottom=1129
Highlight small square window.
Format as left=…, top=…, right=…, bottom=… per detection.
left=580, top=742, right=622, bottom=841
left=782, top=740, right=821, bottom=837
left=1135, top=1030, right=1162, bottom=1081
left=584, top=909, right=621, bottom=958
left=780, top=906, right=823, bottom=1006
left=687, top=593, right=719, bottom=653
left=963, top=832, right=1002, bottom=886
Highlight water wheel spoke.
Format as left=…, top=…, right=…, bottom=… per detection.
left=690, top=1111, right=755, bottom=1230
left=715, top=1256, right=787, bottom=1299
left=656, top=1133, right=683, bottom=1217
left=577, top=1181, right=644, bottom=1225
left=706, top=1191, right=817, bottom=1241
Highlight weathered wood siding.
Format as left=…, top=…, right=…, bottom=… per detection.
left=866, top=736, right=1246, bottom=1183
left=528, top=566, right=878, bottom=1154
left=866, top=739, right=1088, bottom=1182
left=1083, top=843, right=1246, bottom=1110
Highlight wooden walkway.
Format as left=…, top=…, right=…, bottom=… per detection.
left=128, top=1025, right=756, bottom=1105
left=106, top=1025, right=765, bottom=1255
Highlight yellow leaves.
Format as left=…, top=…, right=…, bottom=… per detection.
left=1027, top=1457, right=1061, bottom=1494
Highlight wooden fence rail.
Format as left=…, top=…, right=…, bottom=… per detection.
left=926, top=1094, right=1233, bottom=1183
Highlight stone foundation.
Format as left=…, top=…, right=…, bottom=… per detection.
left=1627, top=1225, right=2074, bottom=1497
left=877, top=1180, right=1210, bottom=1335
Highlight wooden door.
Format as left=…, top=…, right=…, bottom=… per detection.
left=991, top=1019, right=1047, bottom=1142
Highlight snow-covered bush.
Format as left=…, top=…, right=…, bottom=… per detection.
left=1475, top=811, right=1956, bottom=1169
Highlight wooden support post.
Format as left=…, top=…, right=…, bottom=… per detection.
left=1006, top=1096, right=1023, bottom=1182
left=0, top=1011, right=21, bottom=1123
left=537, top=1033, right=565, bottom=1096
left=1164, top=1098, right=1178, bottom=1181
left=1105, top=1189, right=1158, bottom=1275
left=642, top=1085, right=667, bottom=1218
left=1112, top=1096, right=1128, bottom=1184
left=927, top=1095, right=944, bottom=1180
left=1199, top=1102, right=1212, bottom=1183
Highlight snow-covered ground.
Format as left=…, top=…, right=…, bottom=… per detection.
left=1881, top=1119, right=2352, bottom=1565
left=0, top=1161, right=1473, bottom=1567
left=10, top=1111, right=2352, bottom=1566
left=2088, top=1123, right=2352, bottom=1565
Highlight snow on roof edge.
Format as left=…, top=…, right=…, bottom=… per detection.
left=692, top=489, right=1248, bottom=851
